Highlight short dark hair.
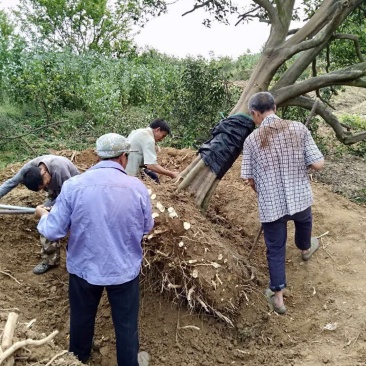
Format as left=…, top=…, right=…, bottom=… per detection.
left=248, top=92, right=276, bottom=114
left=150, top=119, right=171, bottom=135
left=23, top=167, right=43, bottom=191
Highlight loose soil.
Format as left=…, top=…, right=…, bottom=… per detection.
left=0, top=147, right=366, bottom=366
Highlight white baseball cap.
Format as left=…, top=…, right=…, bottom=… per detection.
left=96, top=133, right=137, bottom=159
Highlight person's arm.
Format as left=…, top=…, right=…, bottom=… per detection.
left=304, top=129, right=325, bottom=171
left=145, top=164, right=178, bottom=178
left=246, top=178, right=257, bottom=192
left=142, top=138, right=178, bottom=178
left=36, top=181, right=72, bottom=241
left=241, top=141, right=256, bottom=191
left=0, top=167, right=27, bottom=198
left=141, top=186, right=154, bottom=234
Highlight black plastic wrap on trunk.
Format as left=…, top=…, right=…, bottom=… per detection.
left=198, top=114, right=255, bottom=179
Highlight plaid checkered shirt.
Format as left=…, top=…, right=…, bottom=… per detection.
left=241, top=114, right=324, bottom=223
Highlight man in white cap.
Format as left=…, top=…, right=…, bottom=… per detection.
left=35, top=133, right=154, bottom=366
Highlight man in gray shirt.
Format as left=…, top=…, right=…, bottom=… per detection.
left=0, top=155, right=79, bottom=274
left=126, top=119, right=178, bottom=181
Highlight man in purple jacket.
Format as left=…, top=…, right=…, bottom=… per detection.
left=35, top=133, right=154, bottom=366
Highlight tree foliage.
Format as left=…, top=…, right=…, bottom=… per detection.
left=0, top=48, right=239, bottom=148
left=13, top=0, right=162, bottom=55
left=0, top=10, right=25, bottom=101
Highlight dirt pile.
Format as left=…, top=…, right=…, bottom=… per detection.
left=0, top=147, right=366, bottom=366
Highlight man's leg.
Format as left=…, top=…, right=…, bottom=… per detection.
left=107, top=276, right=140, bottom=366
left=32, top=236, right=60, bottom=274
left=69, top=273, right=104, bottom=363
left=292, top=206, right=318, bottom=260
left=292, top=206, right=312, bottom=251
left=33, top=198, right=60, bottom=275
left=142, top=169, right=160, bottom=184
left=262, top=218, right=288, bottom=311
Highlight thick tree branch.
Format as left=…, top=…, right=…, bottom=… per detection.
left=332, top=33, right=365, bottom=61
left=281, top=96, right=366, bottom=144
left=288, top=28, right=300, bottom=36
left=273, top=62, right=366, bottom=104
left=285, top=0, right=338, bottom=46
left=274, top=0, right=364, bottom=90
left=252, top=0, right=277, bottom=22
left=344, top=78, right=366, bottom=88
left=287, top=15, right=340, bottom=55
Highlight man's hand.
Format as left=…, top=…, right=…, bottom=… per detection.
left=170, top=171, right=179, bottom=179
left=247, top=178, right=257, bottom=192
left=35, top=205, right=50, bottom=219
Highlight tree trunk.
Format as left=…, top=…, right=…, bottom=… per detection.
left=177, top=158, right=219, bottom=210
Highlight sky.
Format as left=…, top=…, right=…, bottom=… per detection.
left=0, top=0, right=271, bottom=59
left=134, top=1, right=270, bottom=59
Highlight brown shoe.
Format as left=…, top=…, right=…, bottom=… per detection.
left=302, top=237, right=319, bottom=261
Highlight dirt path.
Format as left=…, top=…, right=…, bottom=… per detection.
left=0, top=150, right=365, bottom=365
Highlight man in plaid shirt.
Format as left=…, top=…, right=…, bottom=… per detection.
left=241, top=92, right=324, bottom=314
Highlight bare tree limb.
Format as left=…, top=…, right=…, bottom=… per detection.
left=332, top=33, right=365, bottom=61
left=326, top=44, right=331, bottom=73
left=281, top=96, right=366, bottom=144
left=272, top=61, right=366, bottom=104
left=288, top=28, right=300, bottom=36
left=0, top=120, right=66, bottom=140
left=274, top=0, right=364, bottom=90
left=305, top=98, right=320, bottom=127
left=182, top=1, right=212, bottom=16
left=288, top=15, right=340, bottom=55
left=316, top=89, right=336, bottom=109
left=0, top=331, right=59, bottom=364
left=235, top=6, right=261, bottom=26
left=284, top=0, right=338, bottom=46
left=344, top=78, right=366, bottom=88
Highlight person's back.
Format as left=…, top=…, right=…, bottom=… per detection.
left=241, top=91, right=324, bottom=315
left=60, top=162, right=151, bottom=284
left=244, top=117, right=314, bottom=221
left=36, top=133, right=154, bottom=365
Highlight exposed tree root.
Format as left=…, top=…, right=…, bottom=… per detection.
left=0, top=312, right=59, bottom=365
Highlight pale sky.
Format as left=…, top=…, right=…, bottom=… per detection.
left=134, top=1, right=270, bottom=58
left=0, top=0, right=271, bottom=59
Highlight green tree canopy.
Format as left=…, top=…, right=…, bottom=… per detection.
left=13, top=0, right=162, bottom=55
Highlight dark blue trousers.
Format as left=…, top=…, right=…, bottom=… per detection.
left=142, top=169, right=160, bottom=184
left=68, top=274, right=140, bottom=366
left=262, top=206, right=312, bottom=292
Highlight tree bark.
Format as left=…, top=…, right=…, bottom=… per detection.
left=177, top=158, right=219, bottom=209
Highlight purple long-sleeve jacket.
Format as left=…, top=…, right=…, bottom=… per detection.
left=37, top=160, right=154, bottom=286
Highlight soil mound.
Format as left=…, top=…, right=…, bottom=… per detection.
left=0, top=148, right=366, bottom=365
